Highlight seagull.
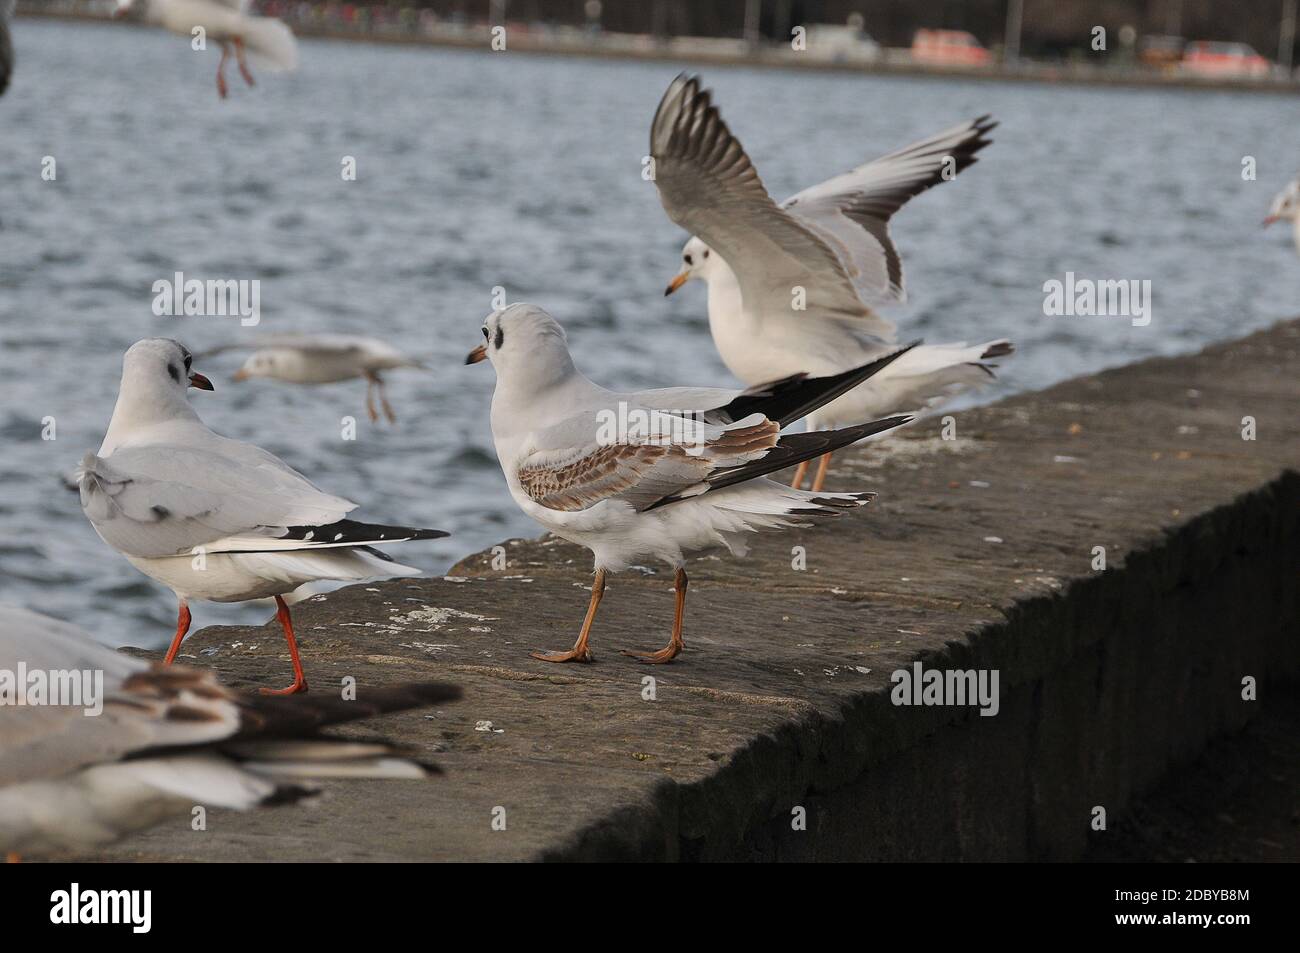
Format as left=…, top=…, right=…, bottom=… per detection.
left=202, top=333, right=426, bottom=424
left=1263, top=176, right=1300, bottom=254
left=0, top=603, right=460, bottom=860
left=77, top=339, right=448, bottom=695
left=113, top=0, right=298, bottom=99
left=652, top=73, right=1014, bottom=491
left=465, top=303, right=912, bottom=664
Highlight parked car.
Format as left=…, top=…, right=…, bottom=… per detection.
left=911, top=29, right=991, bottom=67
left=1181, top=41, right=1270, bottom=78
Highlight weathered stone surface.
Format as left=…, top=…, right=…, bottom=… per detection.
left=89, top=320, right=1299, bottom=861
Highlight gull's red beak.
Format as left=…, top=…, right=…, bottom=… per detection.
left=664, top=271, right=688, bottom=296
left=1263, top=215, right=1279, bottom=227
left=189, top=372, right=215, bottom=391
left=465, top=344, right=487, bottom=365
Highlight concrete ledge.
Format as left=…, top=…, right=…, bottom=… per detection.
left=95, top=320, right=1299, bottom=861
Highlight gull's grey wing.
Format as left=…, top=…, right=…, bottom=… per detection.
left=78, top=441, right=356, bottom=558
left=649, top=73, right=894, bottom=337
left=515, top=407, right=780, bottom=513
left=780, top=116, right=996, bottom=304
left=0, top=605, right=240, bottom=787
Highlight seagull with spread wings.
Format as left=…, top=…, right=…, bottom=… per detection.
left=0, top=603, right=460, bottom=860
left=113, top=0, right=298, bottom=99
left=653, top=73, right=1014, bottom=492
left=77, top=339, right=447, bottom=694
left=465, top=303, right=912, bottom=664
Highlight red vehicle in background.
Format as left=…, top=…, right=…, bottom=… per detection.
left=1181, top=41, right=1271, bottom=78
left=911, top=29, right=992, bottom=67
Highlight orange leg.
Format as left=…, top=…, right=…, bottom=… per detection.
left=809, top=451, right=833, bottom=493
left=234, top=36, right=256, bottom=87
left=532, top=569, right=605, bottom=663
left=260, top=595, right=309, bottom=695
left=622, top=568, right=687, bottom=664
left=216, top=42, right=231, bottom=99
left=789, top=460, right=809, bottom=490
left=364, top=375, right=380, bottom=423
left=6, top=853, right=21, bottom=863
left=163, top=602, right=192, bottom=665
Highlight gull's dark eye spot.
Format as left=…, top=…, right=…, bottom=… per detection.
left=494, top=326, right=504, bottom=350
left=703, top=249, right=710, bottom=259
left=183, top=353, right=192, bottom=372
left=167, top=363, right=181, bottom=384
left=684, top=254, right=693, bottom=266
left=481, top=326, right=489, bottom=341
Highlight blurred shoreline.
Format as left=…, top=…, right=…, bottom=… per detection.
left=17, top=5, right=1300, bottom=95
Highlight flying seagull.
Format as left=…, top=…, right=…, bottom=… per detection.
left=652, top=73, right=1013, bottom=491
left=114, top=0, right=298, bottom=99
left=202, top=333, right=427, bottom=424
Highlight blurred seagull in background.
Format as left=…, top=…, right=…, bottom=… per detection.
left=0, top=604, right=461, bottom=860
left=652, top=73, right=1014, bottom=491
left=113, top=0, right=298, bottom=99
left=76, top=339, right=447, bottom=694
left=465, top=303, right=912, bottom=664
left=203, top=333, right=427, bottom=423
left=1263, top=176, right=1300, bottom=254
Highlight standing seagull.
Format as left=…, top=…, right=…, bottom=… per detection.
left=114, top=0, right=298, bottom=99
left=0, top=603, right=460, bottom=860
left=77, top=339, right=447, bottom=694
left=1263, top=176, right=1300, bottom=254
left=653, top=73, right=1013, bottom=491
left=465, top=303, right=912, bottom=664
left=204, top=333, right=426, bottom=424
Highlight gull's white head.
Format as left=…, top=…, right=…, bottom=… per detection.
left=665, top=236, right=721, bottom=296
left=1264, top=179, right=1300, bottom=226
left=232, top=350, right=282, bottom=383
left=121, top=339, right=214, bottom=398
left=464, top=302, right=574, bottom=391
left=102, top=339, right=213, bottom=443
left=112, top=0, right=139, bottom=18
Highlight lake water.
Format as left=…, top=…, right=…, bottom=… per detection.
left=2, top=18, right=1298, bottom=648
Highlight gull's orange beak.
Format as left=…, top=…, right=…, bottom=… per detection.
left=664, top=271, right=688, bottom=296
left=231, top=368, right=250, bottom=382
left=465, top=344, right=487, bottom=365
left=189, top=372, right=215, bottom=391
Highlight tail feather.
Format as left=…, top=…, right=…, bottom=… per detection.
left=710, top=342, right=920, bottom=429
left=646, top=415, right=910, bottom=510
left=980, top=339, right=1015, bottom=360
left=232, top=681, right=463, bottom=740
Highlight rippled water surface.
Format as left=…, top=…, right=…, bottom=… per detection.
left=3, top=19, right=1298, bottom=648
